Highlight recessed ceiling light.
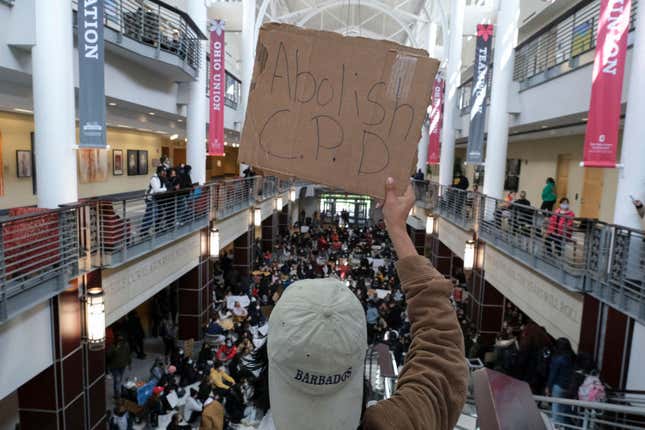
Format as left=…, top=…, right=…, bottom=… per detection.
left=177, top=119, right=183, bottom=122
left=184, top=138, right=188, bottom=142
left=149, top=112, right=156, bottom=116
left=541, top=125, right=548, bottom=129
left=581, top=117, right=588, bottom=121
left=170, top=134, right=179, bottom=140
left=108, top=102, right=117, bottom=106
left=13, top=108, right=33, bottom=114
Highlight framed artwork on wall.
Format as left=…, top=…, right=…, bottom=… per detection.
left=16, top=150, right=32, bottom=178
left=137, top=150, right=148, bottom=175
left=113, top=149, right=124, bottom=176
left=127, top=149, right=138, bottom=176
left=78, top=149, right=108, bottom=184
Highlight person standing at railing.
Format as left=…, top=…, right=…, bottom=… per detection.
left=632, top=198, right=644, bottom=219
left=541, top=178, right=557, bottom=212
left=545, top=197, right=575, bottom=257
left=546, top=338, right=575, bottom=427
left=142, top=166, right=168, bottom=236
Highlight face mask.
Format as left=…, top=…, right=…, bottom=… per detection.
left=560, top=203, right=569, bottom=210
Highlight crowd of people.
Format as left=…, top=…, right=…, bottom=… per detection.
left=108, top=210, right=424, bottom=429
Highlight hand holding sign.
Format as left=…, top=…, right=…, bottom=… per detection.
left=240, top=24, right=439, bottom=198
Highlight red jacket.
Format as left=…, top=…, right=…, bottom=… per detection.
left=215, top=344, right=237, bottom=362
left=547, top=209, right=575, bottom=237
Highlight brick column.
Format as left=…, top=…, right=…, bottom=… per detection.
left=18, top=272, right=106, bottom=430
left=233, top=226, right=254, bottom=278
left=467, top=243, right=504, bottom=346
left=178, top=229, right=212, bottom=340
left=261, top=212, right=277, bottom=252
left=278, top=206, right=289, bottom=237
left=429, top=237, right=453, bottom=277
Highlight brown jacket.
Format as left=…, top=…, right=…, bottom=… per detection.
left=363, top=255, right=469, bottom=430
left=199, top=399, right=224, bottom=430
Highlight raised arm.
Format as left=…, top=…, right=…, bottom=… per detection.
left=363, top=178, right=469, bottom=430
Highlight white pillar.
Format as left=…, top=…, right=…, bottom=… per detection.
left=32, top=0, right=77, bottom=208
left=416, top=120, right=430, bottom=175
left=186, top=0, right=208, bottom=184
left=427, top=21, right=439, bottom=58
left=615, top=4, right=645, bottom=229
left=240, top=0, right=256, bottom=175
left=439, top=0, right=465, bottom=187
left=241, top=0, right=256, bottom=119
left=482, top=0, right=520, bottom=200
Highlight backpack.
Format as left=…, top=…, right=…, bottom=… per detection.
left=578, top=375, right=606, bottom=402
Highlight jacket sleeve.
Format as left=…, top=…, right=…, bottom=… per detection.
left=363, top=255, right=468, bottom=430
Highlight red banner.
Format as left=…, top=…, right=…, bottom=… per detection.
left=208, top=20, right=226, bottom=156
left=427, top=76, right=444, bottom=165
left=583, top=0, right=631, bottom=167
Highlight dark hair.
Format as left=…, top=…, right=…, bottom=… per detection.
left=559, top=197, right=569, bottom=204
left=156, top=166, right=165, bottom=175
left=555, top=337, right=574, bottom=357
left=547, top=177, right=555, bottom=184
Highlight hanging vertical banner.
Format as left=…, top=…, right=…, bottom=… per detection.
left=583, top=0, right=631, bottom=168
left=78, top=0, right=106, bottom=148
left=466, top=24, right=493, bottom=165
left=427, top=76, right=444, bottom=165
left=208, top=20, right=226, bottom=156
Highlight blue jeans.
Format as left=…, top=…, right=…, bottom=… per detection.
left=111, top=367, right=125, bottom=398
left=551, top=384, right=570, bottom=426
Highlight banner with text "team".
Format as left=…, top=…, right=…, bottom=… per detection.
left=78, top=0, right=106, bottom=148
left=583, top=0, right=631, bottom=168
left=208, top=20, right=226, bottom=156
left=466, top=24, right=493, bottom=165
left=427, top=76, right=444, bottom=165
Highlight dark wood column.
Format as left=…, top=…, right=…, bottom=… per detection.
left=178, top=229, right=212, bottom=340
left=18, top=272, right=106, bottom=430
left=233, top=226, right=254, bottom=279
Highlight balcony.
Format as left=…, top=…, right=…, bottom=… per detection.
left=419, top=182, right=645, bottom=323
left=0, top=176, right=295, bottom=325
left=514, top=0, right=639, bottom=90
left=72, top=0, right=207, bottom=81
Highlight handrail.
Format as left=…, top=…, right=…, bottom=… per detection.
left=534, top=395, right=645, bottom=415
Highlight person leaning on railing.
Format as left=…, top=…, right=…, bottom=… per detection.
left=633, top=198, right=644, bottom=219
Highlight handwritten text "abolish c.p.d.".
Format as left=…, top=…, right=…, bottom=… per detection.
left=257, top=41, right=417, bottom=175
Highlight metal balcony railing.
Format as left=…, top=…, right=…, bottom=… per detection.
left=0, top=208, right=79, bottom=321
left=212, top=177, right=259, bottom=220
left=94, top=185, right=211, bottom=267
left=477, top=193, right=600, bottom=291
left=587, top=225, right=645, bottom=321
left=420, top=181, right=645, bottom=321
left=436, top=186, right=480, bottom=231
left=514, top=0, right=639, bottom=86
left=0, top=176, right=295, bottom=324
left=73, top=0, right=205, bottom=71
left=534, top=395, right=645, bottom=429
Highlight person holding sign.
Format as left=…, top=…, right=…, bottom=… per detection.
left=258, top=177, right=468, bottom=430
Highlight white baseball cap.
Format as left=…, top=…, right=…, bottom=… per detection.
left=268, top=278, right=367, bottom=430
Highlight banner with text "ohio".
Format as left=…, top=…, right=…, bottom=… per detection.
left=208, top=20, right=226, bottom=156
left=78, top=0, right=106, bottom=148
left=583, top=0, right=631, bottom=168
left=427, top=76, right=444, bottom=165
left=466, top=24, right=493, bottom=165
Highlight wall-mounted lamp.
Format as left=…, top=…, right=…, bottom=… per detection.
left=254, top=207, right=262, bottom=227
left=86, top=287, right=106, bottom=351
left=289, top=188, right=296, bottom=202
left=426, top=214, right=438, bottom=235
left=210, top=226, right=220, bottom=259
left=464, top=239, right=476, bottom=271
left=276, top=197, right=283, bottom=210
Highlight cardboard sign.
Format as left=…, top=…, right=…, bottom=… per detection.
left=240, top=24, right=439, bottom=198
